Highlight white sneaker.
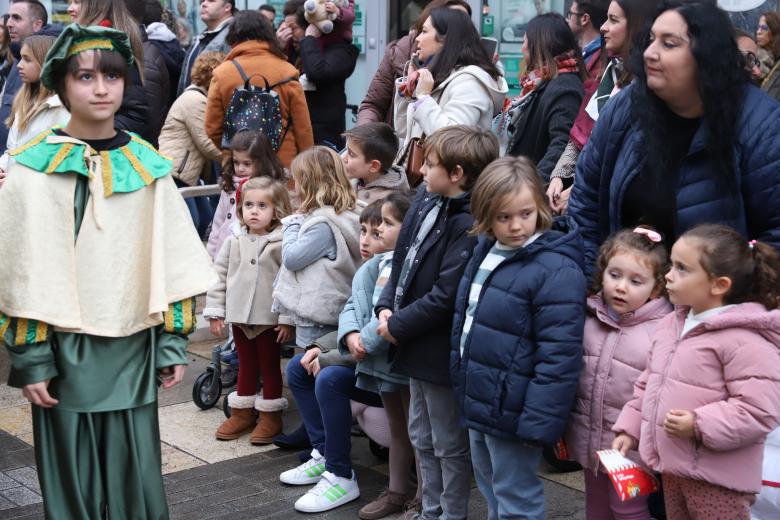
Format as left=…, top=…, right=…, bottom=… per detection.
left=294, top=470, right=360, bottom=513
left=279, top=449, right=326, bottom=485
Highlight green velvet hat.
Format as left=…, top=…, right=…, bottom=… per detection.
left=40, top=23, right=134, bottom=90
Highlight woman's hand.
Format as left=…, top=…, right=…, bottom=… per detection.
left=159, top=365, right=186, bottom=389
left=415, top=69, right=434, bottom=97
left=275, top=324, right=295, bottom=344
left=277, top=22, right=293, bottom=47
left=324, top=1, right=340, bottom=15
left=664, top=409, right=696, bottom=439
left=555, top=186, right=572, bottom=214
left=308, top=357, right=322, bottom=377
left=345, top=332, right=366, bottom=361
left=376, top=312, right=397, bottom=344
left=209, top=318, right=225, bottom=337
left=305, top=24, right=322, bottom=38
left=22, top=381, right=58, bottom=408
left=547, top=177, right=563, bottom=209
left=612, top=433, right=638, bottom=455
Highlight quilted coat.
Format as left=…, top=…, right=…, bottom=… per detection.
left=614, top=304, right=780, bottom=493
left=450, top=217, right=587, bottom=445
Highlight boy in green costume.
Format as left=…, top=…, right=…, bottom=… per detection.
left=0, top=24, right=216, bottom=519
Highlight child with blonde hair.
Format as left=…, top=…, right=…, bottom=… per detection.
left=0, top=35, right=68, bottom=175
left=614, top=224, right=780, bottom=520
left=566, top=226, right=672, bottom=520
left=205, top=177, right=295, bottom=444
left=273, top=145, right=362, bottom=347
left=451, top=156, right=586, bottom=520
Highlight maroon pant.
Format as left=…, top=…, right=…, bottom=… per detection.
left=662, top=473, right=754, bottom=520
left=233, top=325, right=282, bottom=399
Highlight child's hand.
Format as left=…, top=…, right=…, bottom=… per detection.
left=378, top=309, right=393, bottom=323
left=664, top=409, right=697, bottom=439
left=159, top=365, right=186, bottom=389
left=275, top=324, right=295, bottom=344
left=376, top=319, right=397, bottom=344
left=345, top=332, right=366, bottom=361
left=300, top=347, right=321, bottom=372
left=305, top=24, right=322, bottom=38
left=22, top=380, right=58, bottom=408
left=612, top=433, right=638, bottom=455
left=209, top=318, right=225, bottom=336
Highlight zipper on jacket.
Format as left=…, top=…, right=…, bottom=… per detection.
left=177, top=150, right=190, bottom=174
left=649, top=329, right=683, bottom=465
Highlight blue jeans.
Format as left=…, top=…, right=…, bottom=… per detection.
left=286, top=354, right=356, bottom=479
left=469, top=429, right=544, bottom=520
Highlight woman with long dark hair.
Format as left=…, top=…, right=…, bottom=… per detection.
left=502, top=13, right=586, bottom=182
left=0, top=15, right=14, bottom=94
left=393, top=7, right=507, bottom=155
left=568, top=0, right=780, bottom=278
left=547, top=0, right=657, bottom=212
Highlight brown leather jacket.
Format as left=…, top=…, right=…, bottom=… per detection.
left=356, top=32, right=416, bottom=125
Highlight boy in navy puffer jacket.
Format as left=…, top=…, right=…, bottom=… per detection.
left=451, top=156, right=586, bottom=520
left=375, top=126, right=499, bottom=520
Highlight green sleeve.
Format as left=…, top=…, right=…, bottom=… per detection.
left=2, top=313, right=58, bottom=387
left=155, top=328, right=189, bottom=369
left=157, top=297, right=197, bottom=369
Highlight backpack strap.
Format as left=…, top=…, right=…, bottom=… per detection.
left=267, top=76, right=300, bottom=149
left=231, top=59, right=252, bottom=89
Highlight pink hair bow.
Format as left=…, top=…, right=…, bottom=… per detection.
left=633, top=227, right=662, bottom=243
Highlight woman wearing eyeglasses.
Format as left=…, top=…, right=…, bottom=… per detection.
left=756, top=11, right=780, bottom=101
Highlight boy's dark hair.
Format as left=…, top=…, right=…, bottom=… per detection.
left=423, top=125, right=499, bottom=192
left=360, top=199, right=383, bottom=226
left=260, top=4, right=276, bottom=14
left=282, top=0, right=308, bottom=29
left=343, top=123, right=399, bottom=172
left=54, top=51, right=129, bottom=111
left=11, top=0, right=47, bottom=26
left=143, top=0, right=163, bottom=24
left=123, top=0, right=145, bottom=21
left=382, top=192, right=412, bottom=223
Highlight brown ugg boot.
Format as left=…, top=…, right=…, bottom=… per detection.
left=250, top=396, right=287, bottom=445
left=215, top=393, right=257, bottom=440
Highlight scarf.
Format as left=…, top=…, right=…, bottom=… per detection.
left=518, top=50, right=580, bottom=97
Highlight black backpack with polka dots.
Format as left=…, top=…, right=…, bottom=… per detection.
left=222, top=60, right=297, bottom=150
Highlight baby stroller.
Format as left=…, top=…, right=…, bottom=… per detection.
left=192, top=336, right=240, bottom=410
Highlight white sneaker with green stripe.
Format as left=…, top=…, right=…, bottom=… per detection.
left=279, top=449, right=327, bottom=485
left=294, top=470, right=360, bottom=513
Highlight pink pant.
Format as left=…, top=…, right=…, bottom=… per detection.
left=662, top=473, right=754, bottom=520
left=585, top=470, right=650, bottom=520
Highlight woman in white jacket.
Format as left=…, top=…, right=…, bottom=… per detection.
left=393, top=7, right=507, bottom=152
left=0, top=35, right=69, bottom=176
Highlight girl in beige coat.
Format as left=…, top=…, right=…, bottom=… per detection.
left=204, top=177, right=295, bottom=444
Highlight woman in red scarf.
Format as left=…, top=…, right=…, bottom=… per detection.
left=504, top=13, right=586, bottom=183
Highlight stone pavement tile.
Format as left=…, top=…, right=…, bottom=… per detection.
left=0, top=385, right=27, bottom=410
left=0, top=486, right=41, bottom=507
left=0, top=495, right=16, bottom=511
left=0, top=503, right=44, bottom=519
left=159, top=402, right=278, bottom=464
left=540, top=466, right=586, bottom=493
left=187, top=339, right=217, bottom=360
left=0, top=472, right=20, bottom=491
left=15, top=434, right=33, bottom=447
left=0, top=431, right=28, bottom=454
left=5, top=468, right=40, bottom=495
left=543, top=479, right=586, bottom=519
left=0, top=405, right=32, bottom=437
left=161, top=442, right=208, bottom=475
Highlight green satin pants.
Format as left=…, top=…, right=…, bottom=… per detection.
left=31, top=401, right=169, bottom=519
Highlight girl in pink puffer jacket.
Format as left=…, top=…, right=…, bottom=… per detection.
left=613, top=224, right=780, bottom=520
left=566, top=227, right=671, bottom=520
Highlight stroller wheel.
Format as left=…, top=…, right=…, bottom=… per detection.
left=192, top=371, right=222, bottom=410
left=223, top=394, right=232, bottom=418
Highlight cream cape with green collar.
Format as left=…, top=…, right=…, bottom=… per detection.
left=0, top=131, right=217, bottom=337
